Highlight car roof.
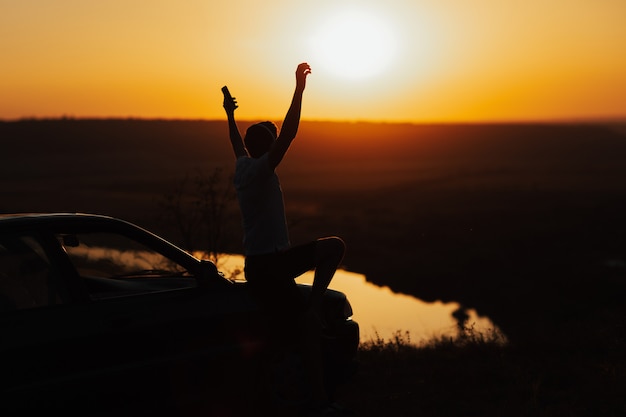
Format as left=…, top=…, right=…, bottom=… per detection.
left=0, top=212, right=110, bottom=219
left=0, top=213, right=153, bottom=236
left=0, top=212, right=202, bottom=265
left=0, top=212, right=117, bottom=225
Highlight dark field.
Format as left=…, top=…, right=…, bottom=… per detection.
left=2, top=119, right=626, bottom=415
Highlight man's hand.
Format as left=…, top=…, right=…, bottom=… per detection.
left=222, top=87, right=238, bottom=115
left=223, top=86, right=245, bottom=157
left=295, top=62, right=312, bottom=92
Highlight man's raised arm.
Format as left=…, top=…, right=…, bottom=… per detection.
left=222, top=87, right=247, bottom=158
left=268, top=63, right=311, bottom=169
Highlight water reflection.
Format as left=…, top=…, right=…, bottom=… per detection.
left=214, top=254, right=504, bottom=344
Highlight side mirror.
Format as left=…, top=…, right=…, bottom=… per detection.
left=197, top=260, right=231, bottom=288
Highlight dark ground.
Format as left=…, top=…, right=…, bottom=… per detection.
left=2, top=119, right=625, bottom=416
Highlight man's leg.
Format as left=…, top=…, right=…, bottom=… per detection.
left=302, top=237, right=347, bottom=411
left=308, top=236, right=346, bottom=316
left=279, top=238, right=345, bottom=409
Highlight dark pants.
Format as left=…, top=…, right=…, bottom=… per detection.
left=244, top=241, right=317, bottom=341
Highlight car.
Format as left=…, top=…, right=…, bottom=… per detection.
left=0, top=213, right=359, bottom=415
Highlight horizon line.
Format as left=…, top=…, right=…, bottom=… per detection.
left=2, top=115, right=626, bottom=125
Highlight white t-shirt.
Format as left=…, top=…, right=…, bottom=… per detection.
left=234, top=154, right=290, bottom=256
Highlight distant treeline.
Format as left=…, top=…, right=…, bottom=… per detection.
left=3, top=118, right=626, bottom=166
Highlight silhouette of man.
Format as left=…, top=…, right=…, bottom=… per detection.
left=223, top=62, right=347, bottom=414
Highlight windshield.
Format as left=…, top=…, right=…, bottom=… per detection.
left=58, top=232, right=191, bottom=280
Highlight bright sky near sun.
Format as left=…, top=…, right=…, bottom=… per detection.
left=2, top=0, right=626, bottom=122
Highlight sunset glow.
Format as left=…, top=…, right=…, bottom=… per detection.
left=2, top=0, right=625, bottom=122
left=307, top=8, right=399, bottom=81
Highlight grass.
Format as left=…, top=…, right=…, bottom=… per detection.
left=337, top=319, right=625, bottom=417
left=361, top=324, right=507, bottom=353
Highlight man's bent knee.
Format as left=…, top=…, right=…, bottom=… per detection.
left=316, top=236, right=346, bottom=259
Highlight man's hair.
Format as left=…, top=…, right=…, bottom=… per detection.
left=244, top=121, right=277, bottom=158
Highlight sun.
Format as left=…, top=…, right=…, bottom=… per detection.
left=308, top=9, right=398, bottom=81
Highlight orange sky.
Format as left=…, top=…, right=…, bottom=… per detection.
left=2, top=0, right=625, bottom=123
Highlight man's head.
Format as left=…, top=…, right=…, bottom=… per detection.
left=244, top=121, right=277, bottom=158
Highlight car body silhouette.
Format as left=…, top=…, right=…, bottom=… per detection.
left=0, top=213, right=359, bottom=414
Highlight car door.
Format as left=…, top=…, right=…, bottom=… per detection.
left=0, top=230, right=110, bottom=411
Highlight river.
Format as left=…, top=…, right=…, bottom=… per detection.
left=215, top=254, right=504, bottom=344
